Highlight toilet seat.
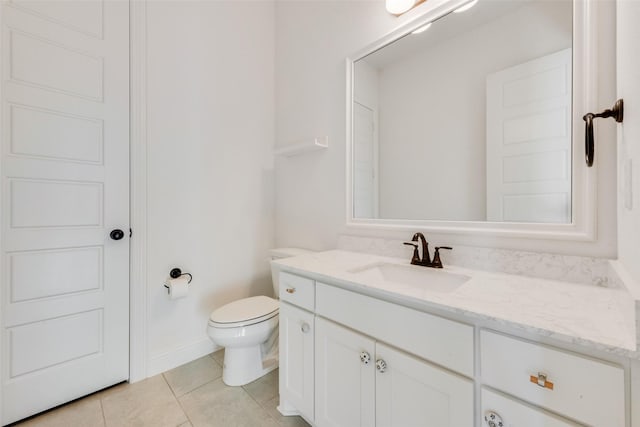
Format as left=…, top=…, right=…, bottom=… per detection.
left=209, top=295, right=279, bottom=329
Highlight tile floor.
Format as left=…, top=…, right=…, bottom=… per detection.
left=13, top=350, right=310, bottom=427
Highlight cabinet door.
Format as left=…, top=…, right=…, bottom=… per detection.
left=315, top=318, right=375, bottom=427
left=279, top=302, right=314, bottom=421
left=481, top=388, right=580, bottom=427
left=375, top=342, right=474, bottom=427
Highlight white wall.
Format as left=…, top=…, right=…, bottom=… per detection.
left=275, top=0, right=617, bottom=258
left=275, top=1, right=398, bottom=251
left=146, top=0, right=275, bottom=374
left=375, top=1, right=571, bottom=221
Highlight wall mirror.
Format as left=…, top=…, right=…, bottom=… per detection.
left=347, top=0, right=597, bottom=239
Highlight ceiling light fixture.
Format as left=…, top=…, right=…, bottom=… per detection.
left=385, top=0, right=426, bottom=16
left=453, top=0, right=479, bottom=13
left=411, top=23, right=432, bottom=34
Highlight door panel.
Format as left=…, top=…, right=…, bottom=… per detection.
left=9, top=0, right=104, bottom=38
left=8, top=310, right=102, bottom=378
left=1, top=1, right=130, bottom=424
left=486, top=48, right=572, bottom=223
left=9, top=179, right=103, bottom=227
left=9, top=103, right=103, bottom=163
left=9, top=30, right=103, bottom=100
left=9, top=246, right=102, bottom=302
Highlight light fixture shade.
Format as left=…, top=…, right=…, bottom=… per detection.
left=386, top=0, right=419, bottom=15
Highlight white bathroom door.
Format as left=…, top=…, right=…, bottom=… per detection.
left=486, top=48, right=572, bottom=223
left=0, top=1, right=130, bottom=424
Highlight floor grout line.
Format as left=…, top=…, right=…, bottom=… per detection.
left=163, top=354, right=232, bottom=427
left=244, top=387, right=281, bottom=426
left=170, top=363, right=224, bottom=399
left=240, top=374, right=283, bottom=427
left=159, top=372, right=192, bottom=426
left=99, top=397, right=107, bottom=427
left=173, top=376, right=217, bottom=401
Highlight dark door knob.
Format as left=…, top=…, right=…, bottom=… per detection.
left=110, top=229, right=125, bottom=241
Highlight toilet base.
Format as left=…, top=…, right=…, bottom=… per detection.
left=222, top=345, right=278, bottom=386
left=207, top=306, right=280, bottom=386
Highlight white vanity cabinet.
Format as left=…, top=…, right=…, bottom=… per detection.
left=277, top=270, right=636, bottom=427
left=279, top=302, right=315, bottom=421
left=278, top=272, right=316, bottom=421
left=312, top=279, right=474, bottom=427
left=315, top=317, right=375, bottom=427
left=480, top=330, right=625, bottom=427
left=375, top=341, right=474, bottom=426
left=481, top=388, right=580, bottom=427
left=315, top=317, right=474, bottom=427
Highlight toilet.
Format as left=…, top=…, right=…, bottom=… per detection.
left=207, top=247, right=312, bottom=386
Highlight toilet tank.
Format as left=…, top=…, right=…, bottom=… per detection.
left=269, top=248, right=314, bottom=297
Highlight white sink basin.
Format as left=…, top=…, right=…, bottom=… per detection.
left=348, top=262, right=470, bottom=292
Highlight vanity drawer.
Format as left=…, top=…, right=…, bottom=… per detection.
left=316, top=282, right=474, bottom=377
left=481, top=388, right=579, bottom=427
left=279, top=272, right=314, bottom=311
left=480, top=330, right=625, bottom=427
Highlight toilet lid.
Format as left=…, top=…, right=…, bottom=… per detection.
left=209, top=296, right=278, bottom=326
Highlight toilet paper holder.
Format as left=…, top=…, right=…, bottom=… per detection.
left=163, top=268, right=193, bottom=293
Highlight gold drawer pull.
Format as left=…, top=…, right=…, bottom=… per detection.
left=286, top=288, right=296, bottom=294
left=530, top=373, right=554, bottom=390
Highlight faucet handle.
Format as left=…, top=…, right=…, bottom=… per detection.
left=403, top=242, right=420, bottom=265
left=431, top=246, right=452, bottom=269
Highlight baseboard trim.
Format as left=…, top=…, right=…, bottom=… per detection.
left=277, top=405, right=301, bottom=417
left=147, top=338, right=220, bottom=377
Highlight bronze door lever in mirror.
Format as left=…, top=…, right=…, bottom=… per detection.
left=583, top=99, right=623, bottom=167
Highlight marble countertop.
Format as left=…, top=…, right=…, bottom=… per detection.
left=273, top=250, right=639, bottom=358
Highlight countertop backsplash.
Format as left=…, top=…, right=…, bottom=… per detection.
left=337, top=234, right=617, bottom=288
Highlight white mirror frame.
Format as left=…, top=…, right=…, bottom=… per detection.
left=346, top=0, right=597, bottom=241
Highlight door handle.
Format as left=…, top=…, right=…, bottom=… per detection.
left=583, top=99, right=623, bottom=167
left=110, top=229, right=125, bottom=240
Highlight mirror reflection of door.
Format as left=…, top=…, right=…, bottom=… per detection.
left=486, top=48, right=572, bottom=223
left=353, top=101, right=379, bottom=219
left=351, top=0, right=573, bottom=224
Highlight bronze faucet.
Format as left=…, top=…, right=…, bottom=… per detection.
left=403, top=232, right=452, bottom=268
left=403, top=232, right=430, bottom=266
left=430, top=246, right=453, bottom=268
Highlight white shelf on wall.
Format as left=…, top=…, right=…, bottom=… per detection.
left=275, top=136, right=328, bottom=157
